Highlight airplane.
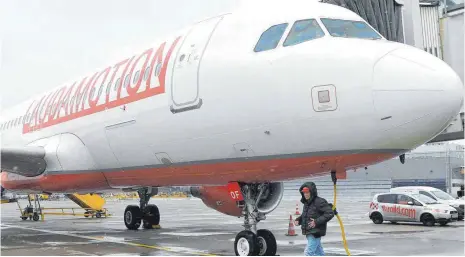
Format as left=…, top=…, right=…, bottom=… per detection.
left=1, top=1, right=463, bottom=256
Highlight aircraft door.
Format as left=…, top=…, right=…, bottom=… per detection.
left=170, top=16, right=223, bottom=113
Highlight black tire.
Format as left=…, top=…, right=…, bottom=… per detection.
left=257, top=229, right=277, bottom=256
left=458, top=216, right=463, bottom=221
left=439, top=221, right=448, bottom=226
left=84, top=211, right=90, bottom=218
left=234, top=230, right=259, bottom=256
left=371, top=212, right=383, bottom=224
left=21, top=217, right=28, bottom=221
left=124, top=205, right=142, bottom=230
left=142, top=204, right=160, bottom=229
left=32, top=213, right=40, bottom=221
left=95, top=212, right=102, bottom=219
left=421, top=214, right=435, bottom=227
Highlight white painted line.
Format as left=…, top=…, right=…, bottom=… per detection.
left=0, top=224, right=216, bottom=256
left=160, top=232, right=233, bottom=237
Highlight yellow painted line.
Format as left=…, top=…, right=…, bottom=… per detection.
left=2, top=224, right=218, bottom=256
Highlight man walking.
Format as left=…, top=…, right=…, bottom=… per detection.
left=295, top=182, right=334, bottom=256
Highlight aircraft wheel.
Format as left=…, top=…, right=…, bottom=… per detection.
left=257, top=229, right=277, bottom=256
left=21, top=217, right=28, bottom=221
left=33, top=213, right=40, bottom=221
left=142, top=204, right=160, bottom=229
left=95, top=212, right=102, bottom=219
left=124, top=205, right=142, bottom=230
left=234, top=230, right=259, bottom=256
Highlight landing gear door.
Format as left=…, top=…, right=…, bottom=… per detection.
left=170, top=16, right=223, bottom=113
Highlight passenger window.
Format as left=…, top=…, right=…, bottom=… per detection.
left=114, top=78, right=121, bottom=91
left=133, top=70, right=141, bottom=84
left=283, top=19, right=325, bottom=47
left=320, top=18, right=382, bottom=40
left=254, top=23, right=288, bottom=52
left=397, top=195, right=414, bottom=205
left=106, top=81, right=112, bottom=95
left=98, top=83, right=104, bottom=98
left=123, top=74, right=130, bottom=88
left=143, top=66, right=151, bottom=81
left=154, top=62, right=162, bottom=77
left=377, top=194, right=397, bottom=204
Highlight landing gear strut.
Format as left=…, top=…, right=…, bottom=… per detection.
left=124, top=187, right=160, bottom=230
left=234, top=183, right=278, bottom=256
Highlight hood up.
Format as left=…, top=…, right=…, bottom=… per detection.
left=299, top=182, right=318, bottom=204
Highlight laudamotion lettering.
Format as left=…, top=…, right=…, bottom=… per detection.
left=22, top=36, right=181, bottom=134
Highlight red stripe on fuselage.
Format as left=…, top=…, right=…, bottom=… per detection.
left=1, top=152, right=396, bottom=193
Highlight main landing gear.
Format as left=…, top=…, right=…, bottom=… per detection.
left=234, top=183, right=279, bottom=256
left=124, top=187, right=160, bottom=230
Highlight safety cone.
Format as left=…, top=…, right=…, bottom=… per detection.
left=285, top=214, right=298, bottom=236
left=295, top=203, right=301, bottom=215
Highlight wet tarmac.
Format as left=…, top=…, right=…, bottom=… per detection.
left=1, top=197, right=464, bottom=256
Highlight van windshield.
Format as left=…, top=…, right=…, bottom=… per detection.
left=414, top=194, right=438, bottom=204
left=431, top=190, right=454, bottom=200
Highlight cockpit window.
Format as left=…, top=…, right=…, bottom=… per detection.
left=254, top=23, right=288, bottom=52
left=320, top=18, right=382, bottom=40
left=283, top=19, right=325, bottom=47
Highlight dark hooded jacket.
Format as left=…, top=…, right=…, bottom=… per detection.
left=295, top=182, right=334, bottom=237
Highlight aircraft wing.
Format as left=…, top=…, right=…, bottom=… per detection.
left=1, top=146, right=47, bottom=177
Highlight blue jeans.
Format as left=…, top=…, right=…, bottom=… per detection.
left=304, top=234, right=325, bottom=256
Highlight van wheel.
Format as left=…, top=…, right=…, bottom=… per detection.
left=421, top=214, right=435, bottom=226
left=371, top=212, right=383, bottom=224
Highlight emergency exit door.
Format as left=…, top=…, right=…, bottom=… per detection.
left=170, top=15, right=224, bottom=113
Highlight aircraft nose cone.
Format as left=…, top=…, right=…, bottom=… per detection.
left=372, top=47, right=463, bottom=148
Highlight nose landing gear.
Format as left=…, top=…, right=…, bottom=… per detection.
left=233, top=183, right=278, bottom=256
left=124, top=187, right=160, bottom=230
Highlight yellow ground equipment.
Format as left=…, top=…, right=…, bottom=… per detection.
left=66, top=193, right=107, bottom=218
left=17, top=194, right=43, bottom=221
left=1, top=198, right=17, bottom=204
left=17, top=193, right=109, bottom=221
left=40, top=207, right=109, bottom=219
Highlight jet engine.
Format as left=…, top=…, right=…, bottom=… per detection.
left=190, top=182, right=284, bottom=217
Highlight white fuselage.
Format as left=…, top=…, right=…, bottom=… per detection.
left=1, top=2, right=463, bottom=193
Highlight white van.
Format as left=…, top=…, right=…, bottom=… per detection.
left=390, top=186, right=464, bottom=220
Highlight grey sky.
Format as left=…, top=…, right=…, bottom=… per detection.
left=0, top=0, right=240, bottom=109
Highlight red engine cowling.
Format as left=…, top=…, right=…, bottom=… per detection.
left=190, top=182, right=284, bottom=217
left=190, top=185, right=243, bottom=217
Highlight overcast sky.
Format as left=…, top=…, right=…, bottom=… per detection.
left=0, top=0, right=242, bottom=109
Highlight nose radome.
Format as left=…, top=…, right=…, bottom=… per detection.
left=373, top=46, right=463, bottom=116
left=372, top=46, right=463, bottom=149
